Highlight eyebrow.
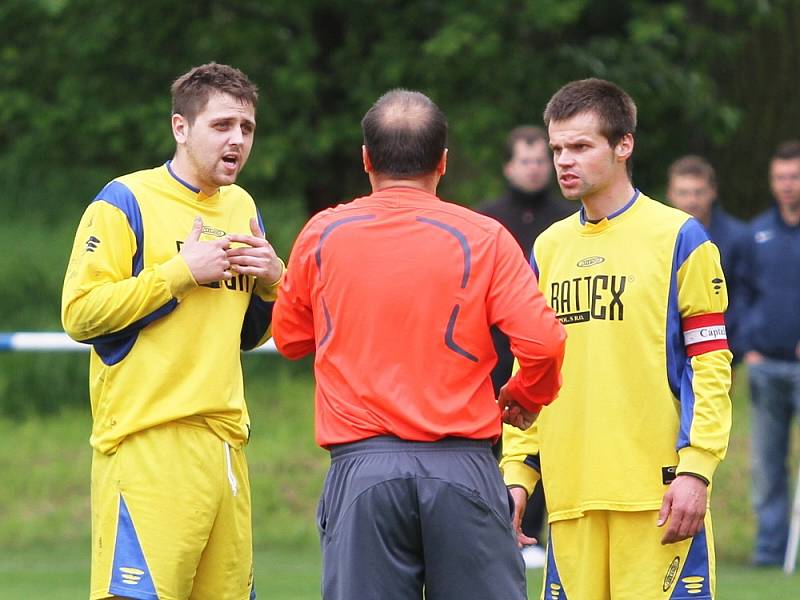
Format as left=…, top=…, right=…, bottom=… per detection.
left=210, top=116, right=256, bottom=128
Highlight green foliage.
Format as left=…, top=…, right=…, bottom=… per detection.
left=2, top=0, right=795, bottom=218
left=2, top=1, right=800, bottom=416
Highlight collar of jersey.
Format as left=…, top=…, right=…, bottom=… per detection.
left=164, top=160, right=220, bottom=202
left=368, top=186, right=440, bottom=205
left=579, top=188, right=640, bottom=233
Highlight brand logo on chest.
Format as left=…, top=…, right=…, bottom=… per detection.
left=550, top=274, right=627, bottom=324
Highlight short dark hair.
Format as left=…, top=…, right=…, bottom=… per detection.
left=772, top=140, right=800, bottom=162
left=171, top=62, right=258, bottom=124
left=361, top=89, right=447, bottom=178
left=668, top=155, right=717, bottom=188
left=543, top=78, right=637, bottom=148
left=505, top=126, right=547, bottom=162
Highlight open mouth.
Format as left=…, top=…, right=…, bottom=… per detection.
left=222, top=154, right=239, bottom=169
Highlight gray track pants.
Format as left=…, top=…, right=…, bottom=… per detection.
left=318, top=436, right=527, bottom=599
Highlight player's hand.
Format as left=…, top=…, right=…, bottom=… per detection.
left=657, top=474, right=708, bottom=544
left=227, top=217, right=283, bottom=285
left=509, top=486, right=537, bottom=548
left=498, top=384, right=538, bottom=430
left=180, top=217, right=233, bottom=284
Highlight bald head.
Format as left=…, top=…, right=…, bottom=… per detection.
left=361, top=89, right=448, bottom=178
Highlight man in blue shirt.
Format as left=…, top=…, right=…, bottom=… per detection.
left=667, top=155, right=747, bottom=362
left=738, top=140, right=800, bottom=567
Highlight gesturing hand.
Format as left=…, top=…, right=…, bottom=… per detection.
left=180, top=217, right=233, bottom=284
left=498, top=384, right=538, bottom=430
left=227, top=217, right=283, bottom=285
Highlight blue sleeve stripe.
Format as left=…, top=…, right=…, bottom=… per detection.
left=416, top=217, right=471, bottom=288
left=665, top=219, right=709, bottom=396
left=673, top=218, right=710, bottom=271
left=93, top=180, right=145, bottom=275
left=256, top=209, right=266, bottom=236
left=530, top=254, right=540, bottom=278
left=665, top=219, right=709, bottom=448
left=676, top=361, right=696, bottom=450
left=523, top=454, right=541, bottom=473
left=88, top=299, right=178, bottom=366
left=88, top=182, right=178, bottom=365
left=241, top=296, right=274, bottom=351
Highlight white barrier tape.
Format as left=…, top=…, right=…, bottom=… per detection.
left=0, top=332, right=277, bottom=353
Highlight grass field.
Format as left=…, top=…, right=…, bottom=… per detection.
left=1, top=357, right=799, bottom=597
left=1, top=545, right=798, bottom=599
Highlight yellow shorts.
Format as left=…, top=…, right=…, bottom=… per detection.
left=90, top=421, right=254, bottom=600
left=542, top=510, right=715, bottom=600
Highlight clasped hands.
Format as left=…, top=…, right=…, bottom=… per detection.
left=180, top=216, right=283, bottom=286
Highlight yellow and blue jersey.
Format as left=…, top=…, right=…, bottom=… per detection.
left=502, top=191, right=732, bottom=523
left=62, top=162, right=277, bottom=454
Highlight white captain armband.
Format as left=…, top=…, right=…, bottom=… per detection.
left=682, top=313, right=728, bottom=357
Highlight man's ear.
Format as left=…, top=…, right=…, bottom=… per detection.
left=172, top=113, right=188, bottom=144
left=615, top=133, right=634, bottom=163
left=502, top=160, right=513, bottom=180
left=436, top=148, right=448, bottom=176
left=362, top=145, right=373, bottom=173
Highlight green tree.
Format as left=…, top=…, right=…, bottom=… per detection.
left=1, top=0, right=797, bottom=415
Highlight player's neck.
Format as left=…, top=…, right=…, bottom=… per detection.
left=369, top=173, right=440, bottom=195
left=170, top=154, right=219, bottom=197
left=581, top=179, right=636, bottom=222
left=777, top=202, right=800, bottom=227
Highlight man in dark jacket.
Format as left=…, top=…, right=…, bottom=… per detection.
left=667, top=155, right=747, bottom=362
left=738, top=141, right=800, bottom=567
left=477, top=126, right=575, bottom=568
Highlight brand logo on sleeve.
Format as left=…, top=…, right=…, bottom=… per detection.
left=711, top=277, right=724, bottom=295
left=85, top=236, right=100, bottom=252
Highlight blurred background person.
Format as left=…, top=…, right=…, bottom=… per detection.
left=667, top=155, right=747, bottom=363
left=476, top=126, right=575, bottom=569
left=738, top=140, right=800, bottom=568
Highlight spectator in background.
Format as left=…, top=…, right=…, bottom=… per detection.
left=667, top=155, right=747, bottom=362
left=272, top=89, right=566, bottom=600
left=477, top=126, right=575, bottom=569
left=739, top=140, right=800, bottom=568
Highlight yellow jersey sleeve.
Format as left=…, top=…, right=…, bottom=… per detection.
left=500, top=419, right=542, bottom=496
left=675, top=239, right=732, bottom=483
left=62, top=197, right=196, bottom=342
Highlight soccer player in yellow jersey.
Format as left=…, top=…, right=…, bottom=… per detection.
left=501, top=79, right=732, bottom=599
left=62, top=63, right=284, bottom=600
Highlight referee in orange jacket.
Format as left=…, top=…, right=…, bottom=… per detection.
left=272, top=89, right=566, bottom=600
